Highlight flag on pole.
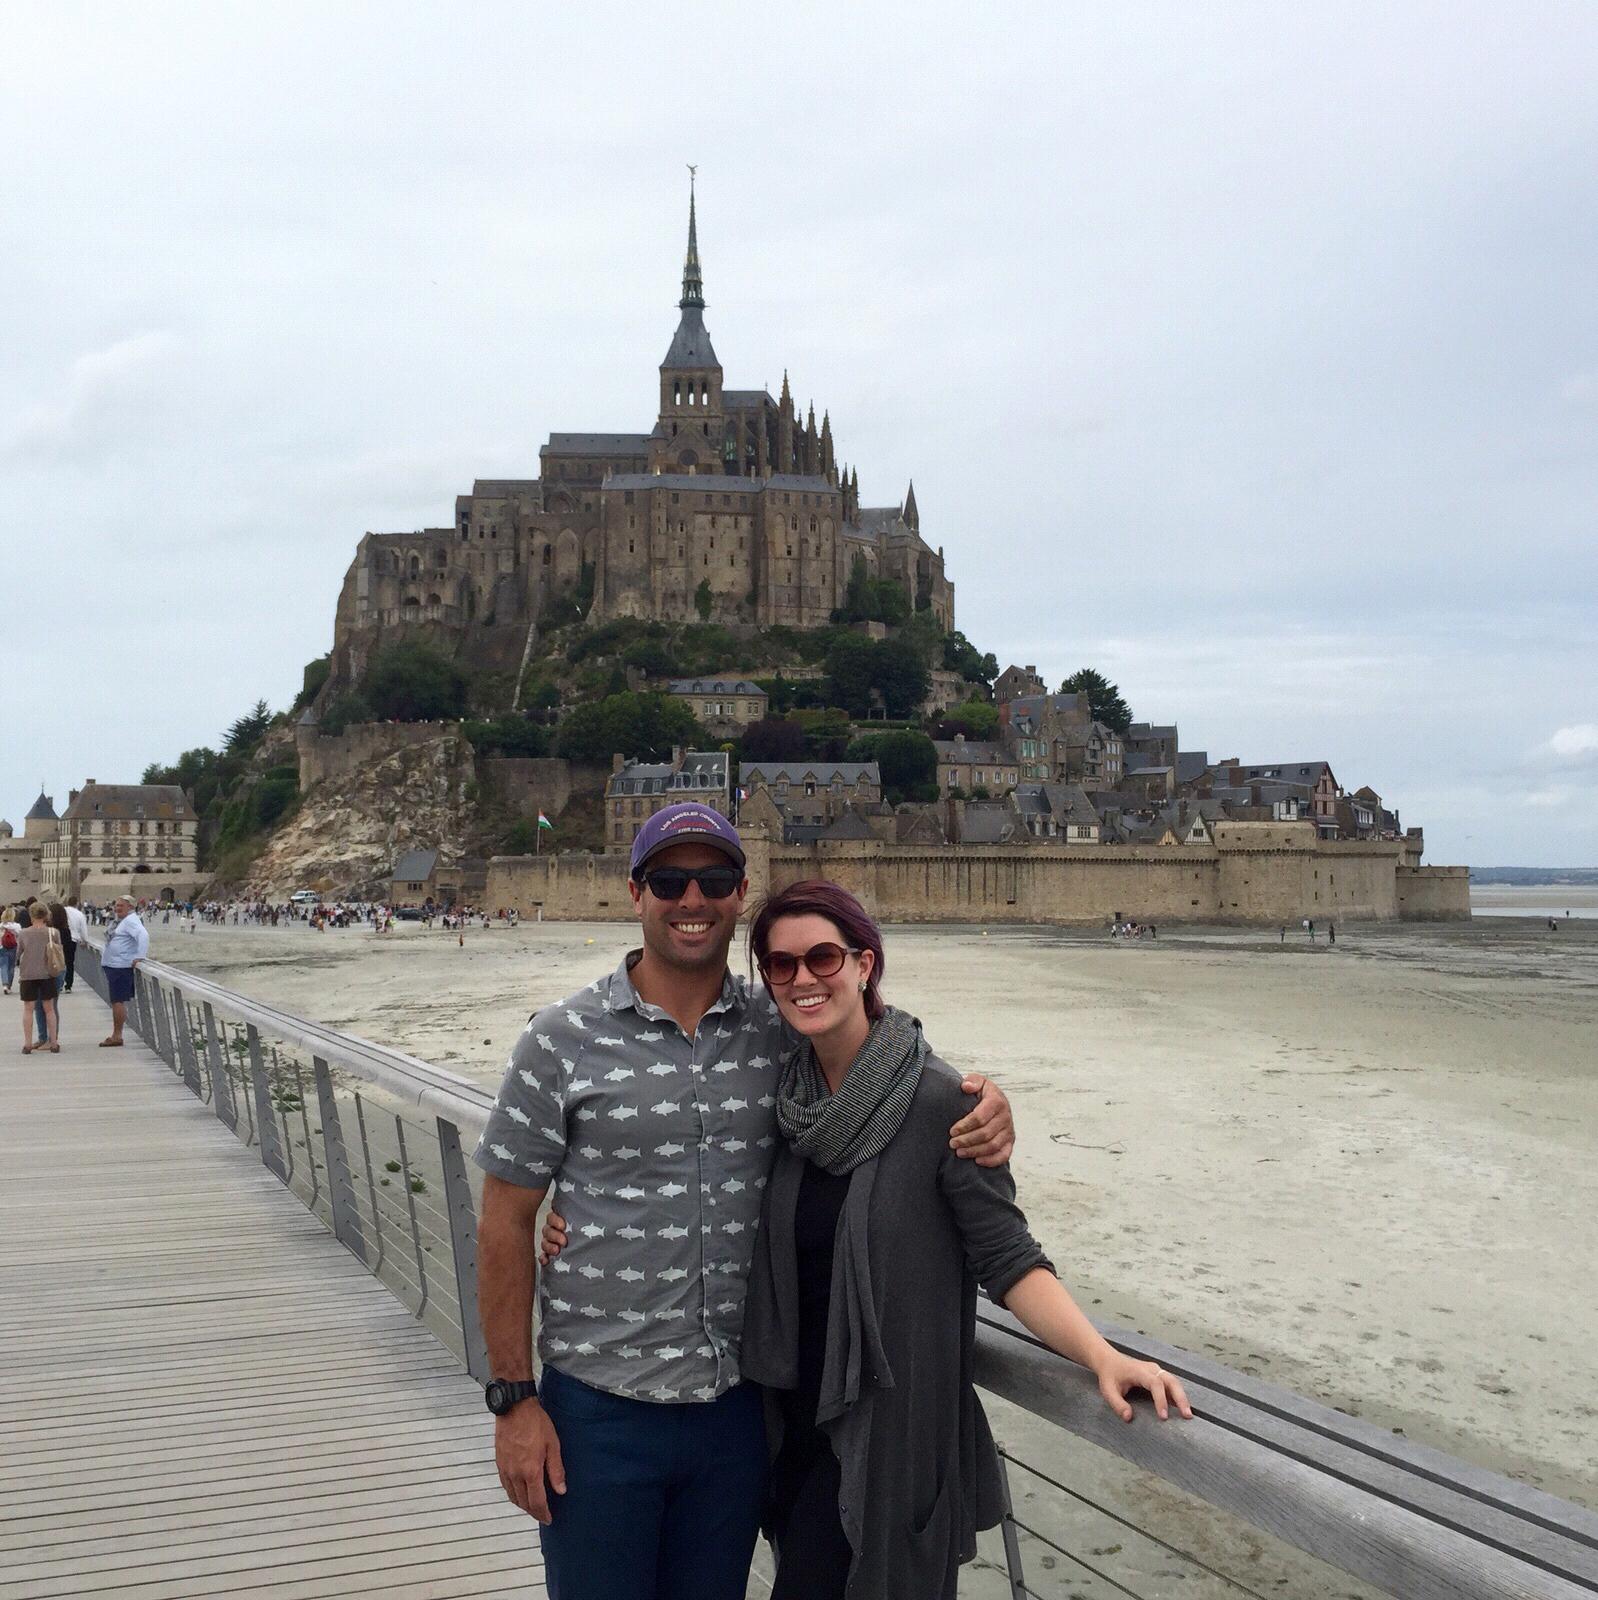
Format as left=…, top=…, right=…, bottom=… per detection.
left=537, top=812, right=553, bottom=830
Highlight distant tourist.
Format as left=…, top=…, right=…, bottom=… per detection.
left=0, top=906, right=20, bottom=993
left=100, top=895, right=149, bottom=1048
left=17, top=903, right=61, bottom=1054
left=1328, top=922, right=1336, bottom=945
left=472, top=804, right=1017, bottom=1600
left=63, top=898, right=88, bottom=991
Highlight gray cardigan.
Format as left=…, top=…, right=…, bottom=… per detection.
left=741, top=1053, right=1053, bottom=1600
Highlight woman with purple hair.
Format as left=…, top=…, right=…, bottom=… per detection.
left=740, top=879, right=1190, bottom=1600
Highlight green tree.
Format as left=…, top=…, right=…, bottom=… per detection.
left=823, top=634, right=877, bottom=717
left=935, top=700, right=1000, bottom=741
left=845, top=730, right=938, bottom=804
left=555, top=692, right=702, bottom=762
left=463, top=715, right=549, bottom=758
left=694, top=578, right=714, bottom=621
left=364, top=644, right=468, bottom=722
left=943, top=631, right=999, bottom=685
left=740, top=716, right=809, bottom=763
left=795, top=707, right=853, bottom=760
left=292, top=656, right=331, bottom=713
left=251, top=776, right=299, bottom=829
left=224, top=699, right=272, bottom=757
left=319, top=691, right=372, bottom=736
left=1061, top=668, right=1133, bottom=733
left=873, top=637, right=931, bottom=719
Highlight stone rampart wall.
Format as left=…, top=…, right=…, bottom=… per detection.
left=486, top=830, right=1470, bottom=926
left=1395, top=865, right=1473, bottom=921
left=480, top=757, right=611, bottom=820
left=297, top=721, right=458, bottom=790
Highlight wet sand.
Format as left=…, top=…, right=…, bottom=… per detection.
left=141, top=910, right=1598, bottom=1516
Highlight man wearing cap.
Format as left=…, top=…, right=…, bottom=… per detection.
left=474, top=802, right=1014, bottom=1600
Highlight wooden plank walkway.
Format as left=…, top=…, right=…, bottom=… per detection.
left=0, top=999, right=545, bottom=1599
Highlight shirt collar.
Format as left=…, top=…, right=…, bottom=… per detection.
left=605, top=949, right=747, bottom=1022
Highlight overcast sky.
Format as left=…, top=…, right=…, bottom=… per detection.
left=4, top=3, right=1594, bottom=866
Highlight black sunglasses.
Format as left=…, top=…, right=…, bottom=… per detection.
left=759, top=941, right=862, bottom=986
left=639, top=865, right=744, bottom=901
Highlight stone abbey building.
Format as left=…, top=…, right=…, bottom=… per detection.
left=332, top=183, right=953, bottom=683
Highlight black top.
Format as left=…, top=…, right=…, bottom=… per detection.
left=771, top=1158, right=852, bottom=1515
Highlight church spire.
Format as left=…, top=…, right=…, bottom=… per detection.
left=903, top=479, right=919, bottom=532
left=680, top=166, right=704, bottom=310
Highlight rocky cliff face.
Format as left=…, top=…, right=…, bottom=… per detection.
left=242, top=731, right=478, bottom=899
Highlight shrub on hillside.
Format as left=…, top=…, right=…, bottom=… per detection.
left=363, top=644, right=468, bottom=723
left=556, top=692, right=703, bottom=762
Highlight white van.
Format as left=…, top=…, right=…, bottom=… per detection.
left=288, top=890, right=321, bottom=906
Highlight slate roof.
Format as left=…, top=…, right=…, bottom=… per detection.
left=668, top=679, right=767, bottom=697
left=1175, top=751, right=1210, bottom=785
left=1005, top=692, right=1089, bottom=729
left=469, top=479, right=540, bottom=496
left=1126, top=723, right=1178, bottom=741
left=741, top=762, right=881, bottom=787
left=609, top=753, right=729, bottom=797
left=931, top=741, right=1012, bottom=767
left=392, top=849, right=439, bottom=882
left=722, top=390, right=773, bottom=410
left=1231, top=761, right=1334, bottom=786
left=958, top=804, right=1022, bottom=845
left=62, top=785, right=193, bottom=822
left=542, top=434, right=653, bottom=457
left=25, top=792, right=57, bottom=821
left=607, top=474, right=762, bottom=494
left=662, top=306, right=719, bottom=369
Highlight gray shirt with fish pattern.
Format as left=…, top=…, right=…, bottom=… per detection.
left=474, top=952, right=784, bottom=1403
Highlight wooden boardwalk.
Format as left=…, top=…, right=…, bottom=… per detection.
left=0, top=1000, right=545, bottom=1599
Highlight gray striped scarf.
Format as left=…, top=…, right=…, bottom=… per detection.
left=775, top=1006, right=928, bottom=1175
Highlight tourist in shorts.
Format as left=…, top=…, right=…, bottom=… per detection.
left=0, top=906, right=20, bottom=994
left=100, top=894, right=149, bottom=1047
left=17, top=903, right=61, bottom=1054
left=473, top=803, right=1016, bottom=1600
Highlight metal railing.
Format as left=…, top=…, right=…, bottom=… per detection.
left=77, top=942, right=1598, bottom=1600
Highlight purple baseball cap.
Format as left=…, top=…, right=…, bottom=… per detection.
left=629, top=803, right=747, bottom=878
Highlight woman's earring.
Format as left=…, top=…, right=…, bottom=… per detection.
left=858, top=979, right=866, bottom=992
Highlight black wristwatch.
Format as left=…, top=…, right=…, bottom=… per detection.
left=484, top=1378, right=540, bottom=1416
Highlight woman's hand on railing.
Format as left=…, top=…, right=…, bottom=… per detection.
left=539, top=1207, right=568, bottom=1267
left=1093, top=1349, right=1193, bottom=1423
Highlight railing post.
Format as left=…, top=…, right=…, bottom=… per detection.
left=173, top=993, right=204, bottom=1096
left=147, top=977, right=174, bottom=1069
left=134, top=980, right=156, bottom=1045
left=996, top=1453, right=1028, bottom=1600
left=312, top=1056, right=368, bottom=1263
left=202, top=1003, right=239, bottom=1130
left=438, top=1118, right=490, bottom=1383
left=245, top=1024, right=288, bottom=1181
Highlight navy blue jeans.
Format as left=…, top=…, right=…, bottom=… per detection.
left=536, top=1365, right=766, bottom=1600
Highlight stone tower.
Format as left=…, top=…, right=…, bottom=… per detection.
left=656, top=172, right=725, bottom=475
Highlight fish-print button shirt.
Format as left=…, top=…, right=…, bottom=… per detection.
left=474, top=952, right=783, bottom=1404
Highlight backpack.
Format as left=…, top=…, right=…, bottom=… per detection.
left=1, top=926, right=15, bottom=950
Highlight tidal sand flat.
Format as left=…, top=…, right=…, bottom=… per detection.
left=145, top=912, right=1598, bottom=1521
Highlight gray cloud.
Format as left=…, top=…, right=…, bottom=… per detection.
left=4, top=2, right=1596, bottom=865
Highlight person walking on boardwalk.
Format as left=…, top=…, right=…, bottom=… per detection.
left=0, top=906, right=20, bottom=994
left=472, top=803, right=1015, bottom=1600
left=17, top=903, right=61, bottom=1054
left=100, top=894, right=148, bottom=1047
left=62, top=897, right=88, bottom=992
left=739, top=881, right=1190, bottom=1599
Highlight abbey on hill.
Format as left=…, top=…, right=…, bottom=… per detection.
left=331, top=180, right=953, bottom=684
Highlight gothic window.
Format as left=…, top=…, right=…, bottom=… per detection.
left=543, top=544, right=551, bottom=565
left=674, top=380, right=681, bottom=406
left=409, top=555, right=420, bottom=577
left=427, top=593, right=441, bottom=606
left=629, top=540, right=635, bottom=554
left=688, top=386, right=696, bottom=406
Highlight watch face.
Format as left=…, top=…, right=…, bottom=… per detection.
left=485, top=1380, right=508, bottom=1414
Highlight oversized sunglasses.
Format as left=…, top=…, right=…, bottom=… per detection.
left=759, top=941, right=862, bottom=986
left=640, top=865, right=743, bottom=901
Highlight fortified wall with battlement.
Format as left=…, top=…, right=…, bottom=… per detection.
left=482, top=822, right=1471, bottom=926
